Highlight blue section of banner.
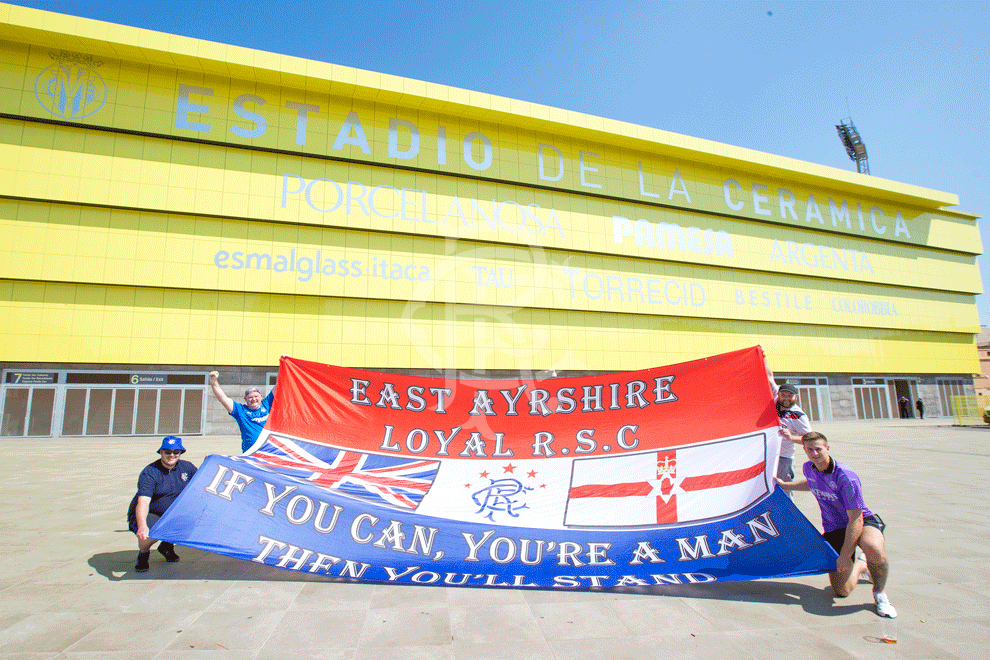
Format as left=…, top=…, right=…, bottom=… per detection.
left=151, top=455, right=837, bottom=590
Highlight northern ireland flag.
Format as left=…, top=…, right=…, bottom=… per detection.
left=564, top=432, right=771, bottom=527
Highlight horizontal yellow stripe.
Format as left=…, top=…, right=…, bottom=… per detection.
left=0, top=128, right=981, bottom=292
left=0, top=43, right=970, bottom=240
left=0, top=203, right=980, bottom=333
left=0, top=279, right=978, bottom=373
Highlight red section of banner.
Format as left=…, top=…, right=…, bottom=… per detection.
left=565, top=451, right=763, bottom=496
left=681, top=462, right=765, bottom=491
left=267, top=346, right=777, bottom=459
left=568, top=482, right=653, bottom=498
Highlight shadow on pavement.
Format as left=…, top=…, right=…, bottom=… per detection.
left=88, top=547, right=338, bottom=584
left=90, top=548, right=872, bottom=618
left=613, top=579, right=874, bottom=617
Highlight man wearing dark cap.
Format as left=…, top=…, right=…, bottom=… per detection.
left=773, top=382, right=812, bottom=490
left=127, top=436, right=197, bottom=572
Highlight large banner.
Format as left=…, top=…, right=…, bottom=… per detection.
left=152, top=346, right=837, bottom=589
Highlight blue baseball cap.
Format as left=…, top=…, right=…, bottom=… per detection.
left=158, top=435, right=186, bottom=453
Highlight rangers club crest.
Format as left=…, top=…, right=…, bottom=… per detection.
left=35, top=51, right=107, bottom=120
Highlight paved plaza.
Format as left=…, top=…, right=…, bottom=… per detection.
left=1, top=418, right=988, bottom=659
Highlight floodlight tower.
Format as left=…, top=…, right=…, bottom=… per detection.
left=835, top=118, right=870, bottom=175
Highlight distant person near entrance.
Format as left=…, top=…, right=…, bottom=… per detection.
left=777, top=431, right=897, bottom=618
left=915, top=398, right=925, bottom=419
left=898, top=396, right=911, bottom=418
left=209, top=371, right=275, bottom=453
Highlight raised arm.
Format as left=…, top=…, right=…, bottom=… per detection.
left=209, top=371, right=235, bottom=414
left=765, top=362, right=778, bottom=394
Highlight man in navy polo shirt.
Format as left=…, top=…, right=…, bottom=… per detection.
left=127, top=436, right=197, bottom=572
left=777, top=431, right=897, bottom=618
left=209, top=371, right=274, bottom=452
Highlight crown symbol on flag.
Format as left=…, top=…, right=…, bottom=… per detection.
left=656, top=456, right=676, bottom=475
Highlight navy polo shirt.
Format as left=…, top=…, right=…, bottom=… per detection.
left=127, top=458, right=197, bottom=522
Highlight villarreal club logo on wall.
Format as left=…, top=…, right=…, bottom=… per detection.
left=35, top=51, right=107, bottom=120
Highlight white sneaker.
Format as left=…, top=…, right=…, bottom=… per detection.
left=874, top=592, right=897, bottom=618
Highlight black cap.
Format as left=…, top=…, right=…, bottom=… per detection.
left=777, top=383, right=798, bottom=394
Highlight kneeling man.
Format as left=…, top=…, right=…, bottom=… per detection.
left=777, top=431, right=896, bottom=618
left=127, top=436, right=197, bottom=572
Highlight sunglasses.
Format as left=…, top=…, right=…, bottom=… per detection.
left=161, top=449, right=183, bottom=455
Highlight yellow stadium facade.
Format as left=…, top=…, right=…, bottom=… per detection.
left=0, top=4, right=982, bottom=437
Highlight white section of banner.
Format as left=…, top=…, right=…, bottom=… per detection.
left=564, top=432, right=776, bottom=528
left=414, top=458, right=575, bottom=528
left=243, top=428, right=780, bottom=531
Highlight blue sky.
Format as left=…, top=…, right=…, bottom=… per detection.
left=9, top=0, right=990, bottom=326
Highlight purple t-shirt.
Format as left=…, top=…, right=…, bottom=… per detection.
left=803, top=458, right=873, bottom=533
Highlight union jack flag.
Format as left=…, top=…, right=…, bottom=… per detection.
left=240, top=433, right=439, bottom=510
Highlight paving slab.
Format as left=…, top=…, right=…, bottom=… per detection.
left=1, top=418, right=988, bottom=659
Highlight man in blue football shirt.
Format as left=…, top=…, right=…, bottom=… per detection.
left=209, top=370, right=275, bottom=453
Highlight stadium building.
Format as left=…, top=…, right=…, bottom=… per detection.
left=0, top=4, right=982, bottom=437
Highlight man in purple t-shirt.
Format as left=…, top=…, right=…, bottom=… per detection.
left=777, top=431, right=897, bottom=618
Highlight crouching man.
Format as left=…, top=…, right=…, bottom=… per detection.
left=127, top=436, right=197, bottom=572
left=777, top=431, right=896, bottom=618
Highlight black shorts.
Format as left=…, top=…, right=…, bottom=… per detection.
left=823, top=514, right=886, bottom=560
left=128, top=512, right=161, bottom=534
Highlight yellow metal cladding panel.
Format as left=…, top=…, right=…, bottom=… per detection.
left=0, top=200, right=981, bottom=333
left=927, top=213, right=985, bottom=254
left=0, top=279, right=979, bottom=373
left=0, top=126, right=981, bottom=295
left=0, top=36, right=973, bottom=249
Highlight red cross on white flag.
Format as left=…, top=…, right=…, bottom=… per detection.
left=564, top=433, right=770, bottom=527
